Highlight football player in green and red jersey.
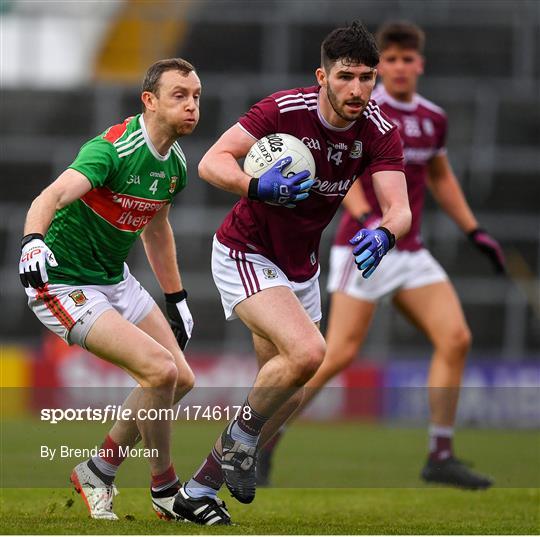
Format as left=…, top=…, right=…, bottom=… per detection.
left=19, top=58, right=229, bottom=525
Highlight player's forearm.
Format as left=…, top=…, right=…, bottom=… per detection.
left=372, top=171, right=411, bottom=239
left=198, top=151, right=251, bottom=197
left=23, top=189, right=61, bottom=236
left=142, top=221, right=184, bottom=293
left=379, top=204, right=411, bottom=240
left=24, top=170, right=93, bottom=237
left=428, top=173, right=477, bottom=233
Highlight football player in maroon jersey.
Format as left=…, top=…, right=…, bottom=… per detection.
left=259, top=21, right=505, bottom=490
left=170, top=21, right=411, bottom=520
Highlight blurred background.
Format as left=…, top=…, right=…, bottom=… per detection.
left=1, top=1, right=539, bottom=418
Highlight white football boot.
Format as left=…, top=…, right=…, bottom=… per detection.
left=70, top=461, right=119, bottom=520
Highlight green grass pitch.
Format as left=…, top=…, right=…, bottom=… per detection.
left=1, top=420, right=538, bottom=534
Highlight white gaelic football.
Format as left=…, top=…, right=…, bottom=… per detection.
left=243, top=133, right=316, bottom=179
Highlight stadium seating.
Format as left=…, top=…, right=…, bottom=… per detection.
left=1, top=0, right=538, bottom=356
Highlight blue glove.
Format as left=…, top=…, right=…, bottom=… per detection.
left=248, top=156, right=314, bottom=208
left=350, top=227, right=395, bottom=278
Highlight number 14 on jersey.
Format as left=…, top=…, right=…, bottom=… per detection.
left=327, top=147, right=343, bottom=166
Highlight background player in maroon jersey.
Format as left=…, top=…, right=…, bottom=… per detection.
left=168, top=21, right=411, bottom=518
left=258, top=21, right=506, bottom=490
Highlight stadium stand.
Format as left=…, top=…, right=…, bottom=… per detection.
left=1, top=0, right=538, bottom=358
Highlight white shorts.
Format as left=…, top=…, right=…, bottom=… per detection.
left=26, top=263, right=155, bottom=348
left=212, top=236, right=322, bottom=322
left=327, top=246, right=448, bottom=302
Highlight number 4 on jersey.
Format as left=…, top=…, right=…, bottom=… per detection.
left=149, top=179, right=158, bottom=195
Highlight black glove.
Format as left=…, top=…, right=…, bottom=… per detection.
left=164, top=290, right=193, bottom=350
left=468, top=228, right=506, bottom=274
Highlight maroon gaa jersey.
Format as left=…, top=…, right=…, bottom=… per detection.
left=215, top=85, right=404, bottom=282
left=334, top=84, right=448, bottom=251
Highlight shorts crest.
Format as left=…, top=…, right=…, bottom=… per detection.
left=263, top=267, right=278, bottom=280
left=69, top=290, right=88, bottom=306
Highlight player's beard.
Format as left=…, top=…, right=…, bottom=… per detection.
left=175, top=122, right=197, bottom=137
left=326, top=82, right=366, bottom=122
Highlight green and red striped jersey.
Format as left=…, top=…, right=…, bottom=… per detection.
left=45, top=114, right=187, bottom=285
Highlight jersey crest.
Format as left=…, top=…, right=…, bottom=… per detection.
left=169, top=176, right=178, bottom=194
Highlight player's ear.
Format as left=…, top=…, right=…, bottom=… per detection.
left=141, top=91, right=156, bottom=112
left=315, top=67, right=326, bottom=87
left=418, top=55, right=425, bottom=76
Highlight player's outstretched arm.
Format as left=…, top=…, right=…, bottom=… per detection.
left=20, top=169, right=93, bottom=288
left=198, top=124, right=256, bottom=196
left=371, top=170, right=411, bottom=239
left=141, top=205, right=193, bottom=350
left=427, top=154, right=506, bottom=273
left=349, top=170, right=411, bottom=278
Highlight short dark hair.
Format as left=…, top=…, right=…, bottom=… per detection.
left=376, top=21, right=425, bottom=53
left=321, top=20, right=379, bottom=71
left=141, top=58, right=195, bottom=111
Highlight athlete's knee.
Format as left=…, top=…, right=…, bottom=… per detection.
left=175, top=366, right=195, bottom=400
left=437, top=325, right=472, bottom=361
left=144, top=349, right=178, bottom=388
left=289, top=336, right=326, bottom=383
left=453, top=325, right=472, bottom=356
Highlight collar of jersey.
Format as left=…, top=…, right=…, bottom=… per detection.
left=316, top=93, right=356, bottom=132
left=139, top=115, right=171, bottom=161
left=374, top=84, right=419, bottom=112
